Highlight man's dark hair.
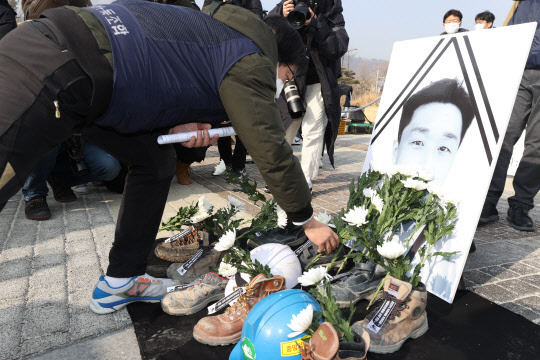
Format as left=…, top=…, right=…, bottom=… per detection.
left=475, top=11, right=495, bottom=25
left=264, top=15, right=308, bottom=73
left=398, top=78, right=474, bottom=145
left=443, top=9, right=463, bottom=23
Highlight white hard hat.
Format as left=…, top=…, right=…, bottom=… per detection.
left=224, top=243, right=302, bottom=305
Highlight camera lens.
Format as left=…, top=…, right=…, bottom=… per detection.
left=288, top=2, right=310, bottom=29
left=284, top=80, right=305, bottom=119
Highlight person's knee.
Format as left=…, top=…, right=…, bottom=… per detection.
left=95, top=156, right=122, bottom=182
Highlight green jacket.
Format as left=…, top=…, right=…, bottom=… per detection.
left=70, top=3, right=313, bottom=221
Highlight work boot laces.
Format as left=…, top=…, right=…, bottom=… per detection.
left=367, top=291, right=410, bottom=322
left=298, top=340, right=315, bottom=360
left=225, top=286, right=257, bottom=316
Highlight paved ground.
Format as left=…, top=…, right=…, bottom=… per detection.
left=0, top=134, right=538, bottom=359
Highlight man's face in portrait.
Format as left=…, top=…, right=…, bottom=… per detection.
left=393, top=102, right=463, bottom=184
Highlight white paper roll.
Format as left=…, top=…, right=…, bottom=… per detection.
left=157, top=126, right=237, bottom=145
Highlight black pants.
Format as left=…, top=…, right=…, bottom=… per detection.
left=485, top=69, right=540, bottom=211
left=217, top=135, right=247, bottom=170
left=0, top=19, right=175, bottom=277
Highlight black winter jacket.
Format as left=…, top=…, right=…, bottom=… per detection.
left=203, top=0, right=263, bottom=18
left=269, top=0, right=348, bottom=167
left=0, top=0, right=16, bottom=40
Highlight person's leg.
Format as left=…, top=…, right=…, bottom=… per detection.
left=508, top=69, right=540, bottom=211
left=54, top=142, right=121, bottom=187
left=300, top=83, right=328, bottom=184
left=217, top=136, right=233, bottom=166
left=82, top=126, right=176, bottom=277
left=485, top=71, right=532, bottom=208
left=285, top=119, right=302, bottom=145
left=22, top=145, right=61, bottom=201
left=232, top=136, right=248, bottom=172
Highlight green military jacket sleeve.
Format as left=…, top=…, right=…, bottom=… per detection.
left=219, top=53, right=313, bottom=222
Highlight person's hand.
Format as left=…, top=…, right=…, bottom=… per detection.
left=302, top=217, right=339, bottom=254
left=168, top=123, right=219, bottom=148
left=282, top=0, right=294, bottom=18
left=304, top=7, right=316, bottom=26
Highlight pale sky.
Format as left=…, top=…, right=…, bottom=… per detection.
left=90, top=0, right=516, bottom=60
left=255, top=0, right=514, bottom=60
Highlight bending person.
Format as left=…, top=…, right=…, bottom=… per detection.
left=0, top=0, right=338, bottom=314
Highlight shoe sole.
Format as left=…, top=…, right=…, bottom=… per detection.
left=192, top=331, right=241, bottom=346
left=155, top=246, right=199, bottom=263
left=506, top=216, right=535, bottom=231
left=89, top=297, right=161, bottom=315
left=369, top=317, right=429, bottom=354
left=162, top=292, right=224, bottom=316
left=335, top=280, right=381, bottom=308
left=26, top=214, right=51, bottom=221
left=478, top=214, right=499, bottom=224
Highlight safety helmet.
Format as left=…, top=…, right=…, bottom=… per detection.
left=229, top=289, right=322, bottom=360
left=224, top=243, right=302, bottom=304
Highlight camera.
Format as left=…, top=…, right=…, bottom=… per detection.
left=283, top=80, right=305, bottom=119
left=65, top=135, right=88, bottom=177
left=287, top=0, right=319, bottom=29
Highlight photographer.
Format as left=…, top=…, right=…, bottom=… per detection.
left=23, top=138, right=122, bottom=220
left=0, top=0, right=16, bottom=40
left=270, top=0, right=348, bottom=191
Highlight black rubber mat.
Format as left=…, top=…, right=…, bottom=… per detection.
left=127, top=289, right=540, bottom=360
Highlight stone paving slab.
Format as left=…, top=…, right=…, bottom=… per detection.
left=1, top=133, right=539, bottom=359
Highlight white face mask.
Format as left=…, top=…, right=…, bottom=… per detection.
left=444, top=23, right=460, bottom=34
left=475, top=23, right=486, bottom=31
left=275, top=63, right=284, bottom=99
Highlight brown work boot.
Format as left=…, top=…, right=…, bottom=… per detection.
left=154, top=226, right=200, bottom=262
left=351, top=275, right=428, bottom=354
left=193, top=274, right=285, bottom=346
left=299, top=322, right=369, bottom=360
left=175, top=161, right=193, bottom=185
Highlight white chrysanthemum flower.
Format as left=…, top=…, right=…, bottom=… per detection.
left=190, top=211, right=211, bottom=224
left=314, top=211, right=335, bottom=228
left=362, top=187, right=376, bottom=198
left=371, top=161, right=397, bottom=177
left=287, top=304, right=314, bottom=338
left=342, top=205, right=369, bottom=227
left=218, top=261, right=237, bottom=277
left=298, top=266, right=329, bottom=287
left=198, top=195, right=213, bottom=214
left=213, top=159, right=227, bottom=176
left=396, top=164, right=421, bottom=177
left=416, top=168, right=434, bottom=181
left=401, top=178, right=428, bottom=191
left=275, top=205, right=288, bottom=228
left=371, top=193, right=384, bottom=213
left=214, top=228, right=236, bottom=252
left=228, top=195, right=245, bottom=210
left=377, top=235, right=407, bottom=260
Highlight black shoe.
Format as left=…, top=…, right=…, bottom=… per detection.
left=507, top=205, right=534, bottom=231
left=246, top=225, right=308, bottom=249
left=25, top=196, right=51, bottom=220
left=47, top=175, right=77, bottom=202
left=233, top=168, right=246, bottom=178
left=479, top=202, right=499, bottom=224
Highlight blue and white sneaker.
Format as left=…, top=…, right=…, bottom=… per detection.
left=89, top=274, right=179, bottom=314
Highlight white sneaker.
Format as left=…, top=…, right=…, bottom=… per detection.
left=72, top=184, right=90, bottom=194
left=292, top=136, right=303, bottom=145
left=213, top=160, right=227, bottom=176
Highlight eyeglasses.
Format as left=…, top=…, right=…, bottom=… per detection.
left=286, top=63, right=297, bottom=82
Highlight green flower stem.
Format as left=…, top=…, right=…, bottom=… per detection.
left=366, top=273, right=388, bottom=310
